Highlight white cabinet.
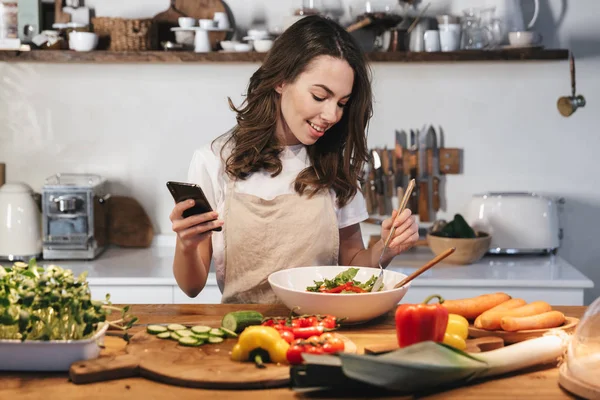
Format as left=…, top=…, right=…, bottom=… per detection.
left=90, top=285, right=173, bottom=304
left=173, top=285, right=222, bottom=304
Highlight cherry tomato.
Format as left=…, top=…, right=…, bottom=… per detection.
left=304, top=345, right=324, bottom=355
left=305, top=316, right=318, bottom=326
left=326, top=337, right=345, bottom=352
left=305, top=335, right=321, bottom=344
left=319, top=332, right=336, bottom=341
left=279, top=330, right=295, bottom=344
left=319, top=318, right=336, bottom=329
left=262, top=319, right=274, bottom=327
left=286, top=344, right=306, bottom=365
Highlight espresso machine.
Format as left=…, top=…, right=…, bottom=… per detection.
left=42, top=173, right=110, bottom=260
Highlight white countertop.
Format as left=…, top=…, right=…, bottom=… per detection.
left=34, top=235, right=594, bottom=290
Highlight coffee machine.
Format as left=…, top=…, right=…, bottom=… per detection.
left=42, top=173, right=110, bottom=260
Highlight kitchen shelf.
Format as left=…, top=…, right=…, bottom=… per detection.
left=0, top=48, right=569, bottom=64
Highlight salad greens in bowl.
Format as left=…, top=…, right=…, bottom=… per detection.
left=268, top=266, right=411, bottom=323
left=0, top=259, right=136, bottom=371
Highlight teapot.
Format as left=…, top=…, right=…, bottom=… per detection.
left=449, top=0, right=539, bottom=43
left=0, top=182, right=42, bottom=262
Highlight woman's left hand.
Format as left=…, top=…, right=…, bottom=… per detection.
left=380, top=208, right=419, bottom=260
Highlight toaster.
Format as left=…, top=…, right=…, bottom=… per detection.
left=464, top=192, right=562, bottom=255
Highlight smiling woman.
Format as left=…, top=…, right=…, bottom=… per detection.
left=170, top=15, right=420, bottom=304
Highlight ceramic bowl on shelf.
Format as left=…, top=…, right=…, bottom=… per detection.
left=268, top=266, right=410, bottom=323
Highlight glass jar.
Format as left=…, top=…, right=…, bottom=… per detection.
left=0, top=0, right=18, bottom=40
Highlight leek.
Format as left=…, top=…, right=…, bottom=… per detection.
left=299, top=333, right=569, bottom=393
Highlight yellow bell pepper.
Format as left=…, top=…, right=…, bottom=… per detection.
left=443, top=313, right=469, bottom=350
left=230, top=325, right=290, bottom=368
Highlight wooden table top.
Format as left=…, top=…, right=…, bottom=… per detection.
left=0, top=304, right=587, bottom=400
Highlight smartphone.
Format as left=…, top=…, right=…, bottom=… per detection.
left=166, top=181, right=222, bottom=232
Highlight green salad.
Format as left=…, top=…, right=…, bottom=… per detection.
left=306, top=267, right=379, bottom=293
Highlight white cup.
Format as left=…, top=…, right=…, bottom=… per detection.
left=213, top=12, right=230, bottom=30
left=508, top=31, right=542, bottom=47
left=68, top=32, right=98, bottom=52
left=439, top=23, right=461, bottom=52
left=199, top=19, right=216, bottom=29
left=194, top=29, right=211, bottom=52
left=424, top=30, right=440, bottom=52
left=178, top=17, right=195, bottom=28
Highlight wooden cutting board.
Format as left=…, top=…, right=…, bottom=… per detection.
left=70, top=329, right=356, bottom=389
left=108, top=196, right=154, bottom=248
left=468, top=317, right=579, bottom=344
left=152, top=0, right=229, bottom=49
left=363, top=336, right=504, bottom=355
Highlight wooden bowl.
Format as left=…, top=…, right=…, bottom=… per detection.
left=426, top=232, right=492, bottom=265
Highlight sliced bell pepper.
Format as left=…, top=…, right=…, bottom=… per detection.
left=395, top=294, right=449, bottom=348
left=443, top=313, right=469, bottom=350
left=230, top=325, right=290, bottom=368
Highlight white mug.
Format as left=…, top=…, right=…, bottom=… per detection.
left=194, top=29, right=211, bottom=52
left=438, top=23, right=461, bottom=52
left=424, top=30, right=440, bottom=52
left=213, top=12, right=230, bottom=30
left=199, top=19, right=216, bottom=29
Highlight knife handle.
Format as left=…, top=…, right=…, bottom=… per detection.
left=418, top=180, right=430, bottom=222
left=432, top=176, right=440, bottom=212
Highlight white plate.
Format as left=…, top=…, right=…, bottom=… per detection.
left=0, top=322, right=109, bottom=371
left=268, top=266, right=411, bottom=324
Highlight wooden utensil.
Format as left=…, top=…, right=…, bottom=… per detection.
left=393, top=246, right=455, bottom=289
left=70, top=330, right=356, bottom=388
left=363, top=336, right=504, bottom=355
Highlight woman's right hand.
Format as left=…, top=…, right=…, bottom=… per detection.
left=170, top=199, right=224, bottom=251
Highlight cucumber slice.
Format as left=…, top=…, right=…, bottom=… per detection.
left=221, top=311, right=264, bottom=333
left=170, top=332, right=181, bottom=340
left=176, top=329, right=194, bottom=337
left=219, top=327, right=238, bottom=338
left=191, top=325, right=211, bottom=335
left=193, top=333, right=209, bottom=340
left=209, top=328, right=224, bottom=337
left=147, top=325, right=168, bottom=334
left=157, top=331, right=171, bottom=339
left=178, top=336, right=199, bottom=347
left=207, top=336, right=224, bottom=344
left=167, top=323, right=187, bottom=331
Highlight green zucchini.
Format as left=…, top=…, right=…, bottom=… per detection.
left=157, top=331, right=171, bottom=339
left=193, top=333, right=209, bottom=341
left=221, top=311, right=264, bottom=333
left=170, top=332, right=181, bottom=340
left=147, top=324, right=168, bottom=334
left=207, top=336, right=224, bottom=344
left=191, top=325, right=211, bottom=335
left=167, top=323, right=187, bottom=331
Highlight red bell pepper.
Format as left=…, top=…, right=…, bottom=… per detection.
left=395, top=294, right=449, bottom=348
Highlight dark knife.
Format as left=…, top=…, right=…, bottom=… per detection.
left=409, top=130, right=418, bottom=213
left=417, top=125, right=430, bottom=222
left=429, top=126, right=441, bottom=212
left=394, top=130, right=407, bottom=193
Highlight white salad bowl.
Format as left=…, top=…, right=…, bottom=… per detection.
left=268, top=266, right=411, bottom=324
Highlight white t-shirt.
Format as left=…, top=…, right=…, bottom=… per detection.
left=187, top=135, right=369, bottom=292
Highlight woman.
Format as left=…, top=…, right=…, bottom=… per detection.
left=171, top=15, right=419, bottom=304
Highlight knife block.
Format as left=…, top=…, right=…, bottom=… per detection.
left=403, top=148, right=462, bottom=176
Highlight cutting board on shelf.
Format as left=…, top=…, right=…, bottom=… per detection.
left=108, top=196, right=154, bottom=248
left=152, top=0, right=229, bottom=49
left=70, top=330, right=356, bottom=389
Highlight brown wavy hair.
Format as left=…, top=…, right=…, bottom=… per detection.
left=217, top=15, right=372, bottom=208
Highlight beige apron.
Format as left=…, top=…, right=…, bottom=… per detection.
left=221, top=176, right=340, bottom=304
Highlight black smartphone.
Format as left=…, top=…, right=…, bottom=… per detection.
left=166, top=181, right=222, bottom=232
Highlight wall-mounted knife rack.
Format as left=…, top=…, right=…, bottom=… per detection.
left=362, top=126, right=462, bottom=227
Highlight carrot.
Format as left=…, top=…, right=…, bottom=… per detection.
left=474, top=298, right=527, bottom=328
left=480, top=301, right=552, bottom=331
left=441, top=292, right=511, bottom=320
left=500, top=311, right=566, bottom=332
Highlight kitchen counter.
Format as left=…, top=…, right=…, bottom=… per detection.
left=34, top=234, right=594, bottom=306
left=0, top=304, right=586, bottom=399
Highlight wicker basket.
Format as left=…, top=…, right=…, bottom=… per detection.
left=91, top=17, right=156, bottom=51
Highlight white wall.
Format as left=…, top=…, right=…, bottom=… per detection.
left=2, top=0, right=600, bottom=304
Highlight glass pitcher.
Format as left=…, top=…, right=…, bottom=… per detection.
left=460, top=9, right=489, bottom=50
